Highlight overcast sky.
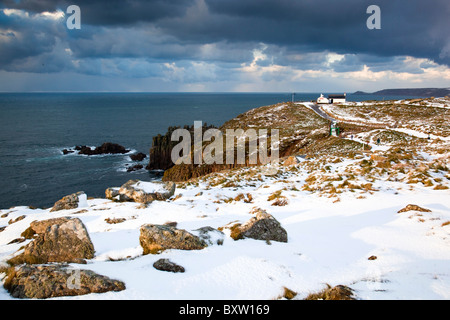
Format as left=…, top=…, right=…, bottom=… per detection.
left=0, top=0, right=449, bottom=92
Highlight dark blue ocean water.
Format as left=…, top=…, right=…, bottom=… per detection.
left=0, top=92, right=408, bottom=209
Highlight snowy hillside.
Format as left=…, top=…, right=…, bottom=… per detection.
left=0, top=97, right=449, bottom=300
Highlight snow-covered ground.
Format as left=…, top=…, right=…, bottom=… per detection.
left=1, top=160, right=449, bottom=300
left=1, top=98, right=449, bottom=300
left=391, top=128, right=450, bottom=142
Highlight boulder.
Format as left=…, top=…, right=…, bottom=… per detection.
left=21, top=217, right=70, bottom=238
left=106, top=180, right=175, bottom=204
left=50, top=191, right=88, bottom=212
left=105, top=187, right=120, bottom=200
left=4, top=264, right=125, bottom=299
left=153, top=259, right=185, bottom=273
left=221, top=210, right=288, bottom=243
left=62, top=149, right=74, bottom=155
left=193, top=226, right=225, bottom=246
left=8, top=217, right=95, bottom=265
left=126, top=164, right=144, bottom=172
left=140, top=224, right=207, bottom=254
left=130, top=152, right=147, bottom=161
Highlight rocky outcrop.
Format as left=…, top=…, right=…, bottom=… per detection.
left=105, top=180, right=175, bottom=204
left=50, top=191, right=88, bottom=212
left=220, top=209, right=288, bottom=243
left=8, top=217, right=95, bottom=265
left=62, top=142, right=130, bottom=156
left=153, top=259, right=185, bottom=273
left=130, top=152, right=147, bottom=161
left=140, top=224, right=207, bottom=254
left=154, top=124, right=257, bottom=182
left=62, top=149, right=74, bottom=155
left=146, top=123, right=217, bottom=171
left=162, top=162, right=253, bottom=182
left=154, top=103, right=332, bottom=182
left=398, top=204, right=432, bottom=213
left=126, top=164, right=144, bottom=172
left=4, top=264, right=125, bottom=299
left=78, top=142, right=130, bottom=155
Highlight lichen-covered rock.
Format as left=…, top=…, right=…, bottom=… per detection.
left=8, top=217, right=95, bottom=265
left=106, top=180, right=175, bottom=204
left=153, top=259, right=185, bottom=273
left=221, top=210, right=288, bottom=243
left=21, top=218, right=73, bottom=239
left=4, top=264, right=125, bottom=299
left=50, top=191, right=88, bottom=212
left=140, top=224, right=207, bottom=254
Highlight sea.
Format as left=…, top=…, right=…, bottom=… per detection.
left=0, top=92, right=412, bottom=209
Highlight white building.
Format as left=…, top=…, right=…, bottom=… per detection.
left=328, top=93, right=346, bottom=104
left=317, top=94, right=329, bottom=104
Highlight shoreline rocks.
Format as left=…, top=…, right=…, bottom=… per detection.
left=75, top=142, right=130, bottom=156
left=130, top=152, right=147, bottom=162
left=126, top=164, right=144, bottom=172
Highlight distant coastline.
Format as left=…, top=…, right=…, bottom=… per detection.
left=353, top=88, right=450, bottom=97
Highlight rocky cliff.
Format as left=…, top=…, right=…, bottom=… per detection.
left=146, top=123, right=216, bottom=171
left=150, top=102, right=340, bottom=182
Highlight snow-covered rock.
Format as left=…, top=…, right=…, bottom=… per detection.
left=50, top=191, right=88, bottom=212
left=106, top=180, right=175, bottom=204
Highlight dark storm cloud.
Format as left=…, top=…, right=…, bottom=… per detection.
left=0, top=0, right=449, bottom=76
left=0, top=9, right=68, bottom=72
left=1, top=0, right=192, bottom=25
left=180, top=0, right=450, bottom=65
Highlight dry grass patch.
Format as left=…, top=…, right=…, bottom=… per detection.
left=267, top=190, right=283, bottom=201
left=234, top=193, right=253, bottom=203
left=271, top=198, right=289, bottom=206
left=276, top=287, right=297, bottom=300
left=441, top=221, right=450, bottom=227
left=304, top=284, right=356, bottom=300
